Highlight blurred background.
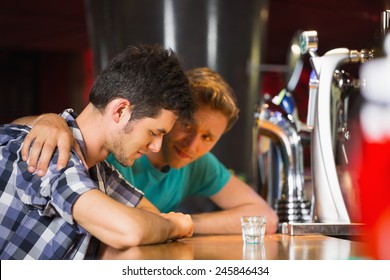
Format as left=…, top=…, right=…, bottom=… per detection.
left=0, top=0, right=387, bottom=188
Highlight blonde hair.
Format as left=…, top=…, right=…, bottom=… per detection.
left=186, top=67, right=239, bottom=132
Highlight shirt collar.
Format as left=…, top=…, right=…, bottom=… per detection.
left=59, top=109, right=86, bottom=159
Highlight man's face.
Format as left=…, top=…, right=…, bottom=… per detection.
left=160, top=106, right=228, bottom=168
left=110, top=109, right=177, bottom=167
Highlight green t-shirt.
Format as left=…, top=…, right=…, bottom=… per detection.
left=106, top=153, right=231, bottom=213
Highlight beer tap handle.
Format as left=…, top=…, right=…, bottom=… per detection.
left=300, top=30, right=318, bottom=58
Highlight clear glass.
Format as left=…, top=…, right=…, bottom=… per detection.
left=240, top=216, right=267, bottom=244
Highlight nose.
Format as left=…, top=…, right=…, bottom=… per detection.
left=148, top=136, right=163, bottom=153
left=182, top=131, right=200, bottom=150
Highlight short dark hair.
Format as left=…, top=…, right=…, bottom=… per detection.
left=89, top=44, right=194, bottom=121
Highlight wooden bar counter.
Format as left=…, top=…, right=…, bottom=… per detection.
left=108, top=234, right=368, bottom=260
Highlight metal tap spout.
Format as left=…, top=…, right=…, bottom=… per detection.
left=256, top=105, right=311, bottom=224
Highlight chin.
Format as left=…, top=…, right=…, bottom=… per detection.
left=121, top=159, right=135, bottom=167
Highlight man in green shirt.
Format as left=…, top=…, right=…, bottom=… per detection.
left=19, top=67, right=279, bottom=235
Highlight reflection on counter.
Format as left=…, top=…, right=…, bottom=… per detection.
left=99, top=234, right=367, bottom=260
left=243, top=243, right=266, bottom=260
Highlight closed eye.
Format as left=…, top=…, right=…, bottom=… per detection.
left=150, top=131, right=158, bottom=137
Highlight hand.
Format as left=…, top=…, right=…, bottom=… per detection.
left=161, top=212, right=194, bottom=239
left=21, top=113, right=87, bottom=176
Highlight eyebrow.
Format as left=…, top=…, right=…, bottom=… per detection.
left=157, top=128, right=168, bottom=135
left=185, top=119, right=215, bottom=138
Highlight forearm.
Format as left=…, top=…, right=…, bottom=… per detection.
left=12, top=113, right=63, bottom=127
left=191, top=207, right=249, bottom=235
left=136, top=197, right=161, bottom=214
left=11, top=115, right=39, bottom=125
left=74, top=190, right=192, bottom=250
left=95, top=210, right=182, bottom=259
left=197, top=175, right=279, bottom=235
left=191, top=204, right=278, bottom=235
left=116, top=208, right=182, bottom=246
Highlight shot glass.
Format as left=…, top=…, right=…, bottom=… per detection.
left=240, top=216, right=266, bottom=244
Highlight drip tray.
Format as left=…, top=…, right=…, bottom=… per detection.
left=280, top=222, right=366, bottom=237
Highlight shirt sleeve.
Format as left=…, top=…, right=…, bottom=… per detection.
left=49, top=162, right=97, bottom=225
left=1, top=124, right=97, bottom=226
left=97, top=160, right=144, bottom=207
left=16, top=153, right=96, bottom=225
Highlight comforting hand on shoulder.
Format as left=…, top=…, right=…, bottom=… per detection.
left=21, top=113, right=87, bottom=176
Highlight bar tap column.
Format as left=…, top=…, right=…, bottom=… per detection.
left=300, top=31, right=373, bottom=224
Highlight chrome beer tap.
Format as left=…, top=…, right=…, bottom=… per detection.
left=300, top=30, right=373, bottom=224
left=255, top=31, right=312, bottom=225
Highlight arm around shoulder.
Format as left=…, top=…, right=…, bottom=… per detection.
left=15, top=113, right=86, bottom=176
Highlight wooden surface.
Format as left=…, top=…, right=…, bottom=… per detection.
left=109, top=234, right=367, bottom=260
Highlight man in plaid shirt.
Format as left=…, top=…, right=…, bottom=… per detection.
left=0, top=44, right=194, bottom=259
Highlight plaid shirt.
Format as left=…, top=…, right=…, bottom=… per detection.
left=0, top=109, right=143, bottom=259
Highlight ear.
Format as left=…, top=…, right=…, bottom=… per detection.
left=111, top=98, right=131, bottom=123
